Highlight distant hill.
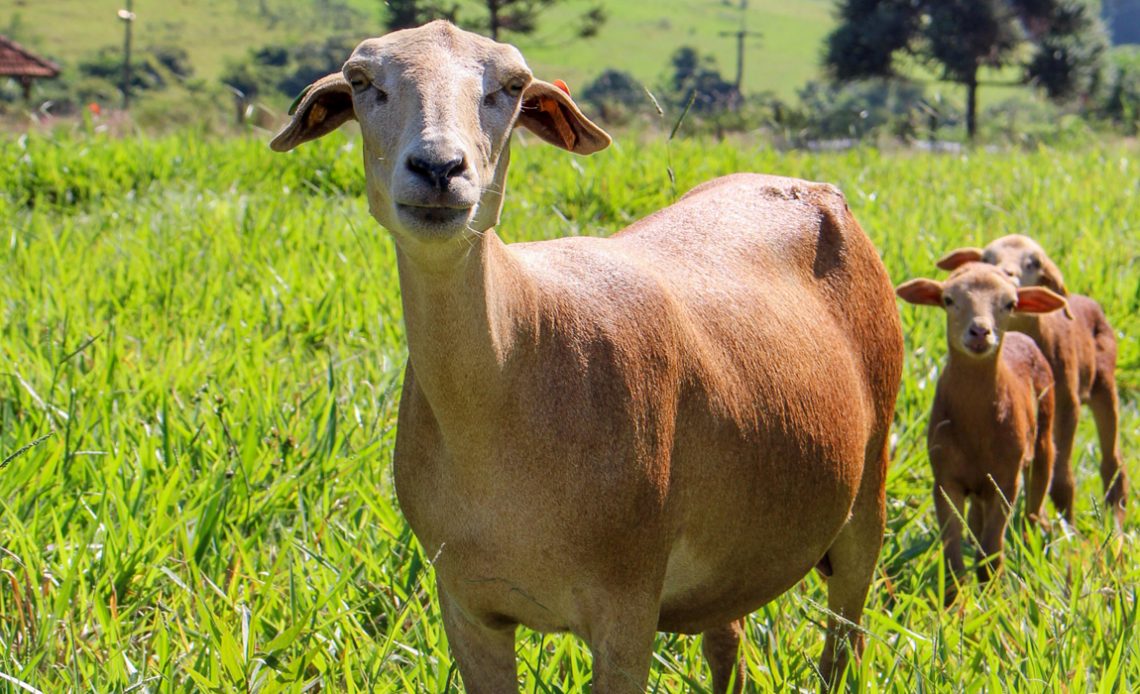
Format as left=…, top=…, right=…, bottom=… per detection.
left=0, top=0, right=835, bottom=101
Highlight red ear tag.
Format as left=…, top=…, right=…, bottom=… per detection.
left=553, top=79, right=571, bottom=95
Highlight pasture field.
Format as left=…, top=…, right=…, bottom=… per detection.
left=0, top=0, right=833, bottom=100
left=1, top=127, right=1139, bottom=691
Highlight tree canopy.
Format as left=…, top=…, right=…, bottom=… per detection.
left=382, top=0, right=606, bottom=42
left=824, top=0, right=1109, bottom=138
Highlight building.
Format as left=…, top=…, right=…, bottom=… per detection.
left=0, top=35, right=60, bottom=101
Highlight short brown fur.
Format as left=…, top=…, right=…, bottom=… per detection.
left=938, top=235, right=1127, bottom=527
left=898, top=264, right=1066, bottom=604
left=272, top=22, right=903, bottom=692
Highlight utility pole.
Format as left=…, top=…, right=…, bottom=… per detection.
left=717, top=0, right=761, bottom=92
left=119, top=0, right=136, bottom=109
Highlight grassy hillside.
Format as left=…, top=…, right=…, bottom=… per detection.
left=0, top=0, right=834, bottom=100
left=0, top=129, right=1138, bottom=690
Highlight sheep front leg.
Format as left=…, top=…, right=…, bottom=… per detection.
left=934, top=482, right=967, bottom=606
left=977, top=479, right=1018, bottom=584
left=702, top=619, right=745, bottom=694
left=439, top=591, right=520, bottom=694
left=1025, top=392, right=1056, bottom=531
left=587, top=602, right=660, bottom=694
left=1048, top=394, right=1080, bottom=524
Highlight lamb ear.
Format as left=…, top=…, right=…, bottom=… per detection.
left=1016, top=286, right=1069, bottom=316
left=270, top=73, right=356, bottom=152
left=896, top=278, right=944, bottom=307
left=515, top=79, right=611, bottom=155
left=936, top=247, right=985, bottom=271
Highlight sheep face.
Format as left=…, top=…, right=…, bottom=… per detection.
left=270, top=21, right=610, bottom=249
left=936, top=234, right=1068, bottom=296
left=896, top=264, right=1068, bottom=360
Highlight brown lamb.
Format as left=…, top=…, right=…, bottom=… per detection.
left=897, top=264, right=1067, bottom=604
left=938, top=234, right=1127, bottom=528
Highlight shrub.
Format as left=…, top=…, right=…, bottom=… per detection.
left=581, top=69, right=651, bottom=125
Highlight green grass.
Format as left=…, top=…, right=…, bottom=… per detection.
left=1, top=127, right=1139, bottom=691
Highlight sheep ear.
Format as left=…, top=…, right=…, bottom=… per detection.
left=936, top=247, right=985, bottom=271
left=1016, top=286, right=1068, bottom=315
left=516, top=79, right=611, bottom=155
left=1037, top=256, right=1069, bottom=297
left=896, top=278, right=944, bottom=307
left=270, top=73, right=356, bottom=152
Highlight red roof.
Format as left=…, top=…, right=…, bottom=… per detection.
left=0, top=35, right=60, bottom=79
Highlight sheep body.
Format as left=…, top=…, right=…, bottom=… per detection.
left=272, top=22, right=904, bottom=692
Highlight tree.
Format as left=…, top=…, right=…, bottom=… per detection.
left=824, top=0, right=1109, bottom=139
left=666, top=47, right=741, bottom=114
left=384, top=0, right=605, bottom=41
left=382, top=0, right=460, bottom=31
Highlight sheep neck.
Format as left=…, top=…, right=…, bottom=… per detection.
left=393, top=229, right=526, bottom=441
left=942, top=343, right=1013, bottom=420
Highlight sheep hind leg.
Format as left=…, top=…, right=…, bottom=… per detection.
left=1089, top=376, right=1127, bottom=529
left=702, top=619, right=745, bottom=694
left=817, top=445, right=887, bottom=690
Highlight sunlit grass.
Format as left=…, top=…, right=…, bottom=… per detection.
left=0, top=129, right=1137, bottom=691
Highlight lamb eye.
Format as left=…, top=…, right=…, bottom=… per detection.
left=943, top=296, right=954, bottom=307
left=506, top=81, right=525, bottom=97
left=1004, top=301, right=1015, bottom=311
left=1026, top=258, right=1041, bottom=270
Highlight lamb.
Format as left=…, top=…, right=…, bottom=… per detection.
left=271, top=21, right=904, bottom=692
left=897, top=264, right=1067, bottom=603
left=937, top=235, right=1127, bottom=528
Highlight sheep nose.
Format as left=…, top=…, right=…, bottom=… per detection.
left=968, top=323, right=992, bottom=339
left=406, top=154, right=467, bottom=189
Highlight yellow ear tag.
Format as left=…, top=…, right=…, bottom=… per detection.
left=307, top=103, right=328, bottom=128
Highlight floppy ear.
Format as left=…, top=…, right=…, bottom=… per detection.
left=516, top=79, right=611, bottom=155
left=1016, top=286, right=1069, bottom=315
left=1037, top=256, right=1069, bottom=297
left=935, top=247, right=985, bottom=271
left=270, top=73, right=355, bottom=152
left=896, top=278, right=944, bottom=307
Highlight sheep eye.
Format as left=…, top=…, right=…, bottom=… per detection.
left=505, top=81, right=526, bottom=98
left=347, top=72, right=369, bottom=92
left=1004, top=301, right=1015, bottom=311
left=1026, top=258, right=1041, bottom=270
left=942, top=296, right=954, bottom=307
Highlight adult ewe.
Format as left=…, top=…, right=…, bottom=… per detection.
left=271, top=21, right=903, bottom=692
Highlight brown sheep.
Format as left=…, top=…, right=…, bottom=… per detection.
left=270, top=21, right=903, bottom=693
left=897, top=264, right=1067, bottom=604
left=938, top=235, right=1127, bottom=528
